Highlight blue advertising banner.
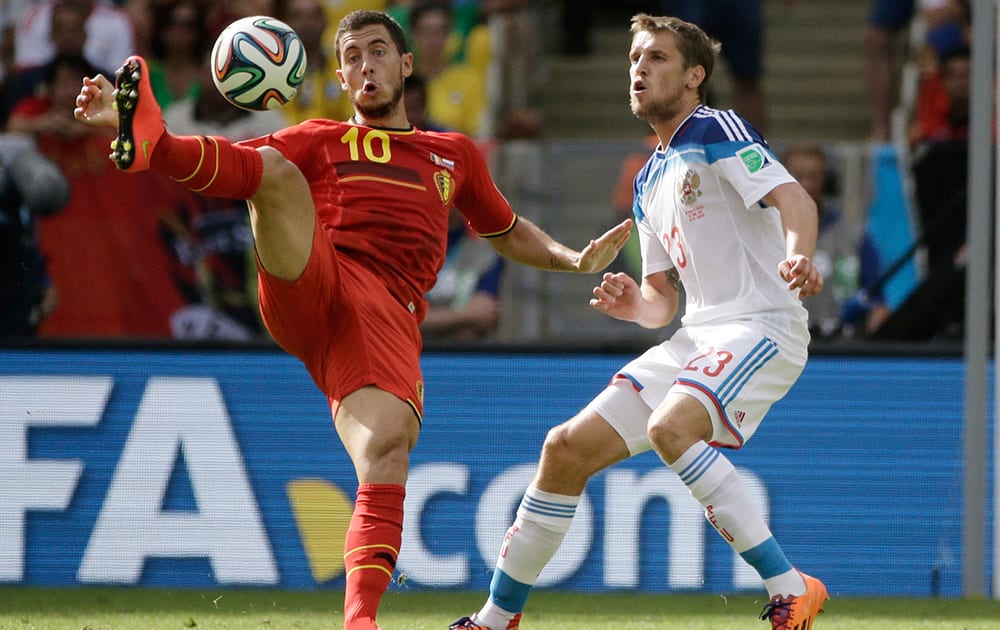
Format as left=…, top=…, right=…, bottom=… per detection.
left=0, top=348, right=992, bottom=598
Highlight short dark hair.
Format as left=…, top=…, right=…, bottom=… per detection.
left=48, top=53, right=99, bottom=84
left=409, top=0, right=452, bottom=32
left=405, top=73, right=428, bottom=96
left=940, top=45, right=970, bottom=67
left=335, top=10, right=408, bottom=65
left=150, top=0, right=210, bottom=62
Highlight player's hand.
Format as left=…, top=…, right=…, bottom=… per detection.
left=74, top=74, right=119, bottom=129
left=577, top=218, right=632, bottom=273
left=590, top=271, right=642, bottom=320
left=778, top=254, right=823, bottom=297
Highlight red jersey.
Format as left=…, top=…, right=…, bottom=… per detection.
left=242, top=120, right=516, bottom=322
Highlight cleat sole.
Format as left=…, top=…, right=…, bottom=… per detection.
left=111, top=59, right=141, bottom=170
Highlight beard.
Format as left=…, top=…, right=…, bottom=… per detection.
left=352, top=81, right=405, bottom=120
left=631, top=99, right=671, bottom=124
left=630, top=85, right=687, bottom=125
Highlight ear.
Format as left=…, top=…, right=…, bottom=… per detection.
left=686, top=65, right=706, bottom=91
left=335, top=67, right=347, bottom=90
left=400, top=51, right=414, bottom=79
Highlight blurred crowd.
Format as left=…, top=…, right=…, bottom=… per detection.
left=0, top=0, right=531, bottom=342
left=861, top=0, right=971, bottom=341
left=0, top=0, right=978, bottom=345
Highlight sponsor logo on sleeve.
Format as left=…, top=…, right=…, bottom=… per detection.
left=737, top=145, right=771, bottom=174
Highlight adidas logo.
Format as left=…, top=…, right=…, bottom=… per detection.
left=733, top=410, right=746, bottom=426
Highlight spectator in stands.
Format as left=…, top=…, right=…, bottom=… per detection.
left=159, top=63, right=286, bottom=340
left=276, top=0, right=353, bottom=124
left=656, top=0, right=768, bottom=132
left=0, top=0, right=45, bottom=103
left=123, top=0, right=155, bottom=59
left=0, top=134, right=69, bottom=337
left=5, top=53, right=101, bottom=140
left=232, top=0, right=277, bottom=15
left=389, top=0, right=484, bottom=66
left=15, top=0, right=134, bottom=81
left=404, top=73, right=447, bottom=131
left=421, top=207, right=505, bottom=341
left=910, top=45, right=969, bottom=271
left=0, top=0, right=35, bottom=84
left=398, top=0, right=537, bottom=139
left=924, top=0, right=970, bottom=60
left=146, top=0, right=210, bottom=108
left=1, top=1, right=91, bottom=128
left=909, top=43, right=970, bottom=148
left=479, top=0, right=541, bottom=140
left=783, top=143, right=885, bottom=338
left=201, top=0, right=277, bottom=42
left=409, top=0, right=487, bottom=137
left=8, top=53, right=186, bottom=338
left=163, top=62, right=287, bottom=140
left=863, top=0, right=968, bottom=142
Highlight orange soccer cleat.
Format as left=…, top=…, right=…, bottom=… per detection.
left=448, top=613, right=521, bottom=630
left=759, top=571, right=829, bottom=629
left=110, top=55, right=165, bottom=172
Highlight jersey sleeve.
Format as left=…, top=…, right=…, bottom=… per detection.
left=637, top=214, right=673, bottom=279
left=449, top=133, right=517, bottom=237
left=694, top=110, right=796, bottom=209
left=709, top=141, right=796, bottom=209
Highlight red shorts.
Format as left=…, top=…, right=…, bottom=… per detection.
left=257, top=222, right=424, bottom=420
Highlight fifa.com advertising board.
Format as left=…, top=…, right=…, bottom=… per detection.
left=0, top=348, right=991, bottom=597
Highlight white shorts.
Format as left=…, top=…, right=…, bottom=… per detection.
left=588, top=322, right=806, bottom=453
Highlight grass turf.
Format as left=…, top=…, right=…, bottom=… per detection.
left=1, top=588, right=999, bottom=629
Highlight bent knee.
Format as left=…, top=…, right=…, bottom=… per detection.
left=257, top=147, right=301, bottom=188
left=359, top=435, right=412, bottom=484
left=252, top=147, right=304, bottom=211
left=541, top=423, right=573, bottom=458
left=540, top=423, right=598, bottom=477
left=647, top=419, right=685, bottom=449
left=648, top=417, right=710, bottom=463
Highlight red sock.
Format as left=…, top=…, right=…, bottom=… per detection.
left=151, top=133, right=263, bottom=199
left=342, top=483, right=405, bottom=630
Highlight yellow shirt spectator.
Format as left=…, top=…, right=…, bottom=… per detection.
left=426, top=61, right=486, bottom=137
left=282, top=52, right=353, bottom=124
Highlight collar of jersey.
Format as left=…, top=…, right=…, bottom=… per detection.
left=349, top=116, right=416, bottom=134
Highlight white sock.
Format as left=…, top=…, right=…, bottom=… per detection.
left=671, top=441, right=804, bottom=598
left=474, top=486, right=578, bottom=628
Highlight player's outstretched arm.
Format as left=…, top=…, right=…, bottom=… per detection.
left=590, top=269, right=679, bottom=328
left=490, top=216, right=632, bottom=273
left=73, top=74, right=119, bottom=129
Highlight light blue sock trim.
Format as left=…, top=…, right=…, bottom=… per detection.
left=489, top=568, right=533, bottom=614
left=740, top=537, right=793, bottom=580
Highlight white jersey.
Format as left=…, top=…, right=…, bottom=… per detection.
left=632, top=105, right=809, bottom=356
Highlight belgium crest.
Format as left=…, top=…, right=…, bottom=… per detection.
left=434, top=170, right=454, bottom=205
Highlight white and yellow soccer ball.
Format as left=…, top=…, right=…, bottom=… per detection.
left=210, top=15, right=307, bottom=111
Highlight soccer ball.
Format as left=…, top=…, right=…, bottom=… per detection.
left=210, top=16, right=307, bottom=111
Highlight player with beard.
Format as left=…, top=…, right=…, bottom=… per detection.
left=451, top=14, right=828, bottom=630
left=72, top=10, right=632, bottom=630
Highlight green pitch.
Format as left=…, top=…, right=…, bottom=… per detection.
left=1, top=587, right=999, bottom=629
